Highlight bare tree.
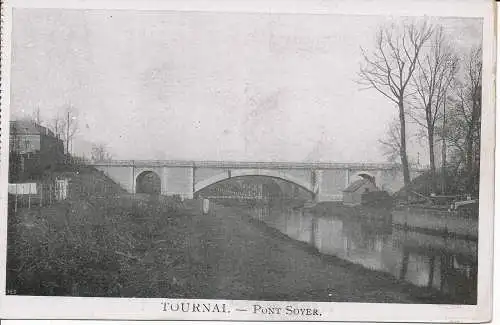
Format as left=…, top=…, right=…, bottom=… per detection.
left=378, top=118, right=402, bottom=163
left=62, top=106, right=79, bottom=155
left=358, top=20, right=434, bottom=190
left=48, top=113, right=64, bottom=139
left=31, top=107, right=43, bottom=126
left=445, top=47, right=482, bottom=193
left=91, top=143, right=113, bottom=162
left=409, top=26, right=458, bottom=192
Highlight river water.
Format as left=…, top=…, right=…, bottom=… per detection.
left=244, top=200, right=478, bottom=304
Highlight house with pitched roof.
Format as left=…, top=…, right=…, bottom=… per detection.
left=342, top=175, right=379, bottom=206
left=9, top=120, right=64, bottom=181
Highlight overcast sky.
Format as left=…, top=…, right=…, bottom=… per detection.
left=10, top=9, right=482, bottom=163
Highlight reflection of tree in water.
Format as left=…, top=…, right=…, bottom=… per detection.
left=339, top=215, right=392, bottom=252
left=438, top=253, right=477, bottom=302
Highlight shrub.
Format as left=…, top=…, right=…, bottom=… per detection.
left=6, top=192, right=191, bottom=296
left=361, top=191, right=393, bottom=207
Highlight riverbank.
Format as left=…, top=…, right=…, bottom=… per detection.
left=308, top=201, right=478, bottom=239
left=6, top=170, right=466, bottom=302
left=211, top=204, right=465, bottom=304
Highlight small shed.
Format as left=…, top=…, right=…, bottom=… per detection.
left=343, top=177, right=379, bottom=206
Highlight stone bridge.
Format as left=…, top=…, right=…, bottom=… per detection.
left=91, top=160, right=424, bottom=202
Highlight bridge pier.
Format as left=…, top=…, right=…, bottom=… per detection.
left=161, top=166, right=169, bottom=195
left=130, top=165, right=136, bottom=193
left=345, top=169, right=350, bottom=189
left=187, top=166, right=195, bottom=199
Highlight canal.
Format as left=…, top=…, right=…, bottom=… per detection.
left=212, top=198, right=478, bottom=305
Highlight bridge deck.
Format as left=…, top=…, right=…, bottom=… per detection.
left=89, top=159, right=415, bottom=170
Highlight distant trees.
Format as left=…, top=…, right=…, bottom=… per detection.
left=17, top=105, right=118, bottom=166
left=31, top=107, right=43, bottom=126
left=360, top=19, right=482, bottom=195
left=48, top=113, right=64, bottom=139
left=46, top=106, right=79, bottom=155
left=91, top=143, right=113, bottom=162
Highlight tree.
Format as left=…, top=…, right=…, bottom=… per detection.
left=62, top=106, right=79, bottom=155
left=31, top=107, right=43, bottom=126
left=445, top=47, right=482, bottom=193
left=409, top=26, right=458, bottom=193
left=378, top=118, right=402, bottom=163
left=358, top=20, right=434, bottom=190
left=91, top=143, right=113, bottom=162
left=48, top=113, right=64, bottom=139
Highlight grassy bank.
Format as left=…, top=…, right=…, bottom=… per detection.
left=6, top=167, right=203, bottom=297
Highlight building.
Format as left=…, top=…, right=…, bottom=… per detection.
left=342, top=176, right=379, bottom=206
left=9, top=120, right=65, bottom=181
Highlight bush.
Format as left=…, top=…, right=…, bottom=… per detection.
left=6, top=191, right=194, bottom=297
left=395, top=167, right=480, bottom=201
left=361, top=191, right=393, bottom=207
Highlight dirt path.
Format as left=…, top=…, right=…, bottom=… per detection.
left=182, top=204, right=423, bottom=303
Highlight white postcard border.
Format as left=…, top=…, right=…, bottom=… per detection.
left=0, top=0, right=495, bottom=322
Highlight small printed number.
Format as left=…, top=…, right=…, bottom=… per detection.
left=7, top=289, right=17, bottom=295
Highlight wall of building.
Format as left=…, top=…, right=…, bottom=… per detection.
left=9, top=121, right=64, bottom=181
left=343, top=181, right=379, bottom=206
left=11, top=134, right=41, bottom=153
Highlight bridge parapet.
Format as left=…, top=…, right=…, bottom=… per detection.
left=89, top=159, right=415, bottom=171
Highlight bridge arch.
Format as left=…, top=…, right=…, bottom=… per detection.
left=194, top=169, right=314, bottom=194
left=136, top=170, right=161, bottom=194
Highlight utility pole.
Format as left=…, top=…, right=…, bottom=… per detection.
left=36, top=108, right=41, bottom=126
left=66, top=110, right=70, bottom=155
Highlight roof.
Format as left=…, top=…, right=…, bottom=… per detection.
left=10, top=120, right=55, bottom=137
left=343, top=178, right=376, bottom=193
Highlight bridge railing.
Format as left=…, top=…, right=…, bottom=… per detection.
left=88, top=159, right=417, bottom=171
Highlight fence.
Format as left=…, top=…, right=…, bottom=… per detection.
left=8, top=179, right=69, bottom=212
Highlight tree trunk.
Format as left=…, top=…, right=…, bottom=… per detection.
left=465, top=130, right=474, bottom=193
left=467, top=98, right=481, bottom=194
left=428, top=128, right=437, bottom=194
left=441, top=102, right=447, bottom=194
left=66, top=111, right=70, bottom=155
left=398, top=101, right=411, bottom=192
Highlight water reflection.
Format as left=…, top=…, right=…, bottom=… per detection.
left=249, top=200, right=477, bottom=304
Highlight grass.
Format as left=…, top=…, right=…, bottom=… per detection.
left=6, top=166, right=200, bottom=297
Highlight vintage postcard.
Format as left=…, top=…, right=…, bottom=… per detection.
left=0, top=0, right=495, bottom=322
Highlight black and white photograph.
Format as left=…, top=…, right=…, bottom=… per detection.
left=0, top=0, right=495, bottom=322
